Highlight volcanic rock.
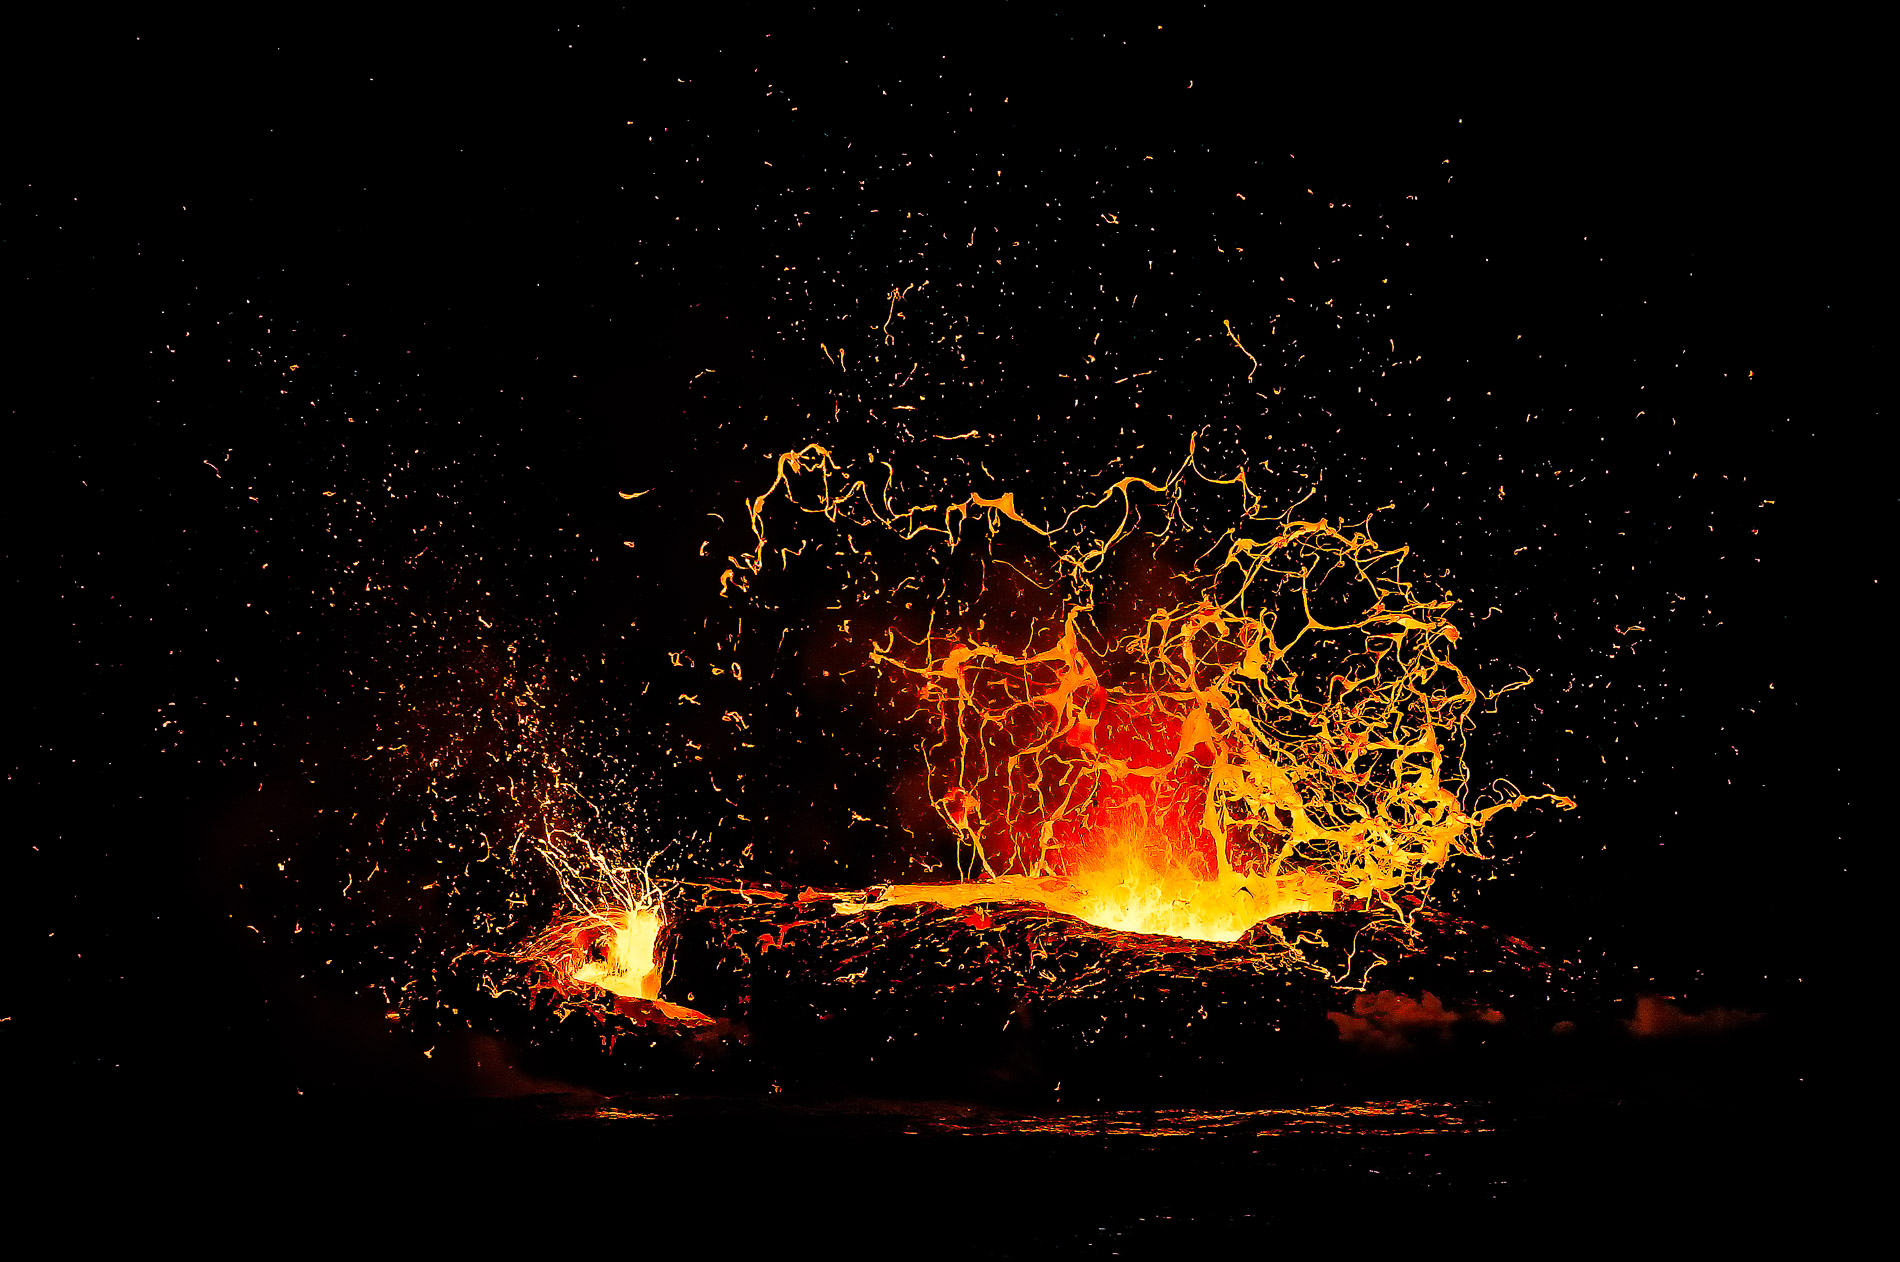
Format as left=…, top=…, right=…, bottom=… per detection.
left=648, top=890, right=1564, bottom=1096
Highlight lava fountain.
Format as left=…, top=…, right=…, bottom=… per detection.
left=505, top=439, right=1569, bottom=1032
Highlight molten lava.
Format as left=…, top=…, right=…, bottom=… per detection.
left=573, top=906, right=664, bottom=1000
left=516, top=904, right=664, bottom=1001
left=728, top=442, right=1571, bottom=943
left=504, top=439, right=1572, bottom=1018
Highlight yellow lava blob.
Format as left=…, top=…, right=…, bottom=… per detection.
left=563, top=906, right=664, bottom=1000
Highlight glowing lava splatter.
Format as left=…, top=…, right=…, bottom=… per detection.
left=728, top=440, right=1572, bottom=942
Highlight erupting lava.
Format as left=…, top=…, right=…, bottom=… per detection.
left=488, top=438, right=1570, bottom=1014
left=720, top=440, right=1571, bottom=945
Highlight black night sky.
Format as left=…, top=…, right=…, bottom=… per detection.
left=7, top=11, right=1874, bottom=1234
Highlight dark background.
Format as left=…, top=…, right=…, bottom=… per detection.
left=6, top=12, right=1875, bottom=1123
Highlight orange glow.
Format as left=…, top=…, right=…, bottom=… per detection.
left=1325, top=990, right=1504, bottom=1051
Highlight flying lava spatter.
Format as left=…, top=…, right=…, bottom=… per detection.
left=726, top=438, right=1573, bottom=943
